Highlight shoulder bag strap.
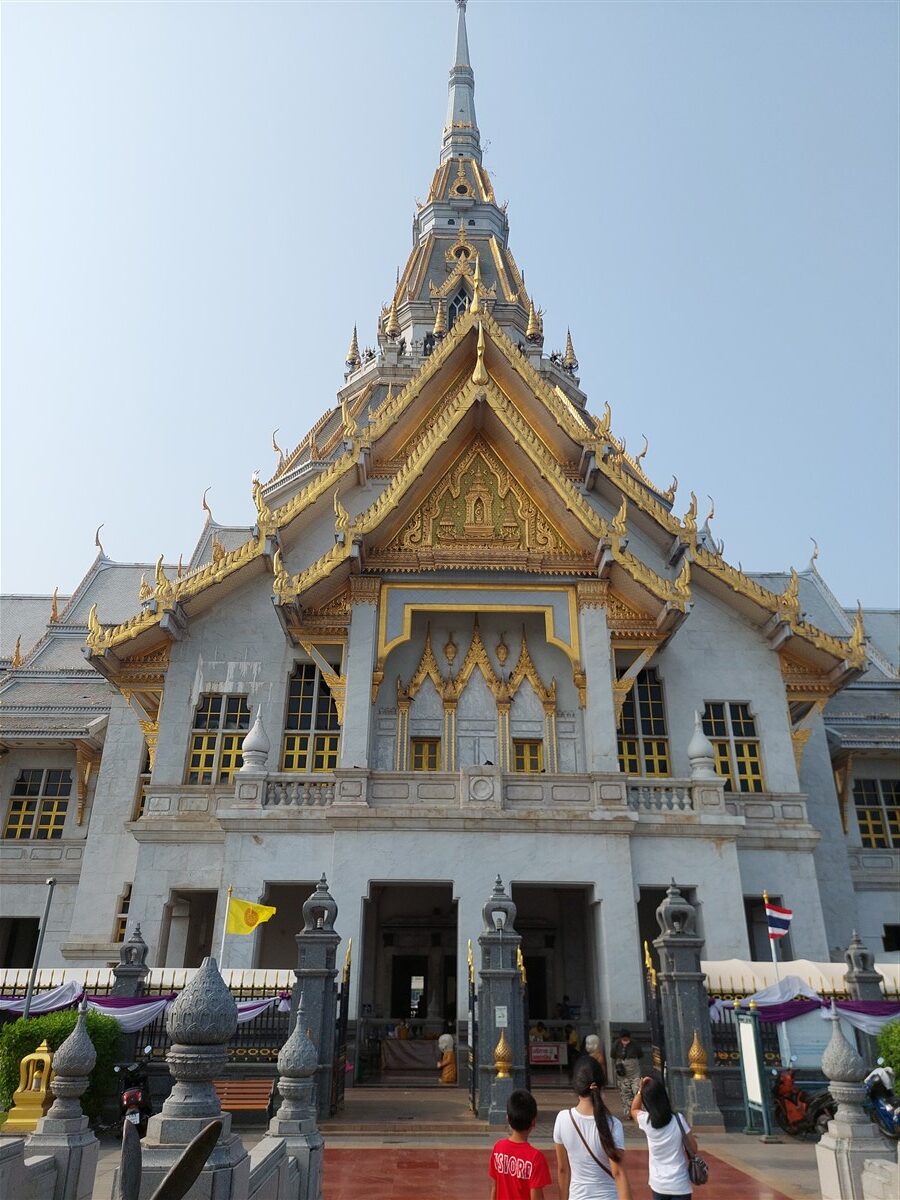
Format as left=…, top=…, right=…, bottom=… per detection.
left=674, top=1112, right=694, bottom=1161
left=567, top=1109, right=613, bottom=1179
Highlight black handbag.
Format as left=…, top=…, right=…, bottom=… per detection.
left=614, top=1060, right=626, bottom=1078
left=675, top=1113, right=709, bottom=1185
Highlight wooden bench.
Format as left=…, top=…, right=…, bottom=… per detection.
left=213, top=1078, right=275, bottom=1119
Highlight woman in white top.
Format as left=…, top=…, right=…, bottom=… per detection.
left=630, top=1076, right=699, bottom=1200
left=553, top=1056, right=632, bottom=1200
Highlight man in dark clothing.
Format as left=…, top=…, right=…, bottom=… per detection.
left=611, top=1029, right=643, bottom=1116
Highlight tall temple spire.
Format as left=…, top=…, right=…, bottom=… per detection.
left=441, top=1, right=481, bottom=164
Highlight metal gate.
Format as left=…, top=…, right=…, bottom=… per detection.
left=331, top=938, right=352, bottom=1115
left=643, top=940, right=666, bottom=1077
left=518, top=946, right=531, bottom=1091
left=467, top=940, right=478, bottom=1114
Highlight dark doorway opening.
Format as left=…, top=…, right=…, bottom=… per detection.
left=391, top=954, right=429, bottom=1019
left=0, top=917, right=39, bottom=968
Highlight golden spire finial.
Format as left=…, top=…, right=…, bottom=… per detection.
left=202, top=487, right=213, bottom=525
left=610, top=495, right=627, bottom=540
left=472, top=321, right=489, bottom=385
left=563, top=328, right=578, bottom=371
left=272, top=429, right=285, bottom=469
left=525, top=298, right=542, bottom=343
left=433, top=297, right=447, bottom=338
left=635, top=434, right=649, bottom=470
left=849, top=601, right=866, bottom=658
left=384, top=294, right=401, bottom=340
left=345, top=324, right=361, bottom=369
left=470, top=253, right=482, bottom=314
left=49, top=588, right=59, bottom=624
left=11, top=636, right=23, bottom=668
left=688, top=1030, right=709, bottom=1081
left=493, top=1028, right=513, bottom=1079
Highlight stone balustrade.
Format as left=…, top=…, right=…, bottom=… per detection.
left=627, top=779, right=694, bottom=813
left=264, top=777, right=336, bottom=808
left=0, top=837, right=84, bottom=882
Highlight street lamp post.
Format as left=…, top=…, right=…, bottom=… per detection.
left=22, top=877, right=57, bottom=1020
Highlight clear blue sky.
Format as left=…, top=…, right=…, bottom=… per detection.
left=2, top=1, right=898, bottom=608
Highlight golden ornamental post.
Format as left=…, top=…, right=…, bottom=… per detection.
left=493, top=1028, right=512, bottom=1080
left=688, top=1029, right=709, bottom=1081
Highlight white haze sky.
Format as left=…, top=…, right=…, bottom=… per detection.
left=2, top=1, right=898, bottom=608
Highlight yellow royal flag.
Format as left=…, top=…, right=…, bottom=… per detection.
left=225, top=896, right=277, bottom=935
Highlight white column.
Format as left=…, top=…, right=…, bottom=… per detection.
left=339, top=580, right=381, bottom=768
left=578, top=599, right=619, bottom=773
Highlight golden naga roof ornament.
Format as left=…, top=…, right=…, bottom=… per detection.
left=809, top=537, right=819, bottom=567
left=674, top=555, right=692, bottom=601
left=94, top=524, right=105, bottom=556
left=11, top=635, right=23, bottom=668
left=202, top=487, right=213, bottom=524
left=49, top=588, right=59, bottom=624
left=472, top=321, right=489, bottom=386
left=683, top=492, right=698, bottom=539
left=384, top=294, right=401, bottom=340
left=333, top=490, right=352, bottom=536
left=705, top=495, right=716, bottom=525
left=340, top=396, right=358, bottom=439
left=271, top=429, right=286, bottom=470
left=635, top=435, right=649, bottom=470
left=272, top=547, right=292, bottom=604
left=86, top=604, right=103, bottom=650
left=138, top=574, right=153, bottom=603
left=177, top=554, right=184, bottom=578
left=211, top=533, right=226, bottom=564
left=778, top=568, right=801, bottom=621
left=563, top=329, right=578, bottom=371
left=525, top=298, right=542, bottom=343
left=849, top=602, right=866, bottom=658
left=610, top=495, right=628, bottom=542
left=433, top=297, right=447, bottom=338
left=345, top=324, right=361, bottom=370
left=594, top=401, right=612, bottom=440
left=154, top=557, right=175, bottom=608
left=663, top=475, right=678, bottom=504
left=470, top=253, right=483, bottom=314
left=251, top=472, right=276, bottom=535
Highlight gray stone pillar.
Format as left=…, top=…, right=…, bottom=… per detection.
left=26, top=998, right=99, bottom=1200
left=652, top=881, right=724, bottom=1129
left=268, top=991, right=324, bottom=1200
left=339, top=578, right=380, bottom=768
left=127, top=956, right=250, bottom=1199
left=293, top=875, right=341, bottom=1121
left=816, top=1005, right=894, bottom=1200
left=477, top=877, right=525, bottom=1123
left=576, top=595, right=619, bottom=773
left=843, top=930, right=885, bottom=1064
left=111, top=924, right=150, bottom=997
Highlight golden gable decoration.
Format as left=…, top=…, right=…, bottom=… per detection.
left=380, top=437, right=584, bottom=572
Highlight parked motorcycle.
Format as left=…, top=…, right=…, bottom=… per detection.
left=771, top=1066, right=835, bottom=1138
left=111, top=1044, right=155, bottom=1138
left=863, top=1058, right=900, bottom=1139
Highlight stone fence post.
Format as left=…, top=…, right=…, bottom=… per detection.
left=268, top=991, right=324, bottom=1200
left=477, top=877, right=525, bottom=1123
left=111, top=924, right=150, bottom=998
left=652, top=881, right=723, bottom=1128
left=293, top=875, right=340, bottom=1121
left=843, top=930, right=884, bottom=1065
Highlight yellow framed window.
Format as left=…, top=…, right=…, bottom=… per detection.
left=184, top=694, right=251, bottom=784
left=3, top=769, right=72, bottom=840
left=702, top=702, right=765, bottom=793
left=115, top=883, right=132, bottom=942
left=281, top=663, right=341, bottom=772
left=411, top=737, right=441, bottom=771
left=853, top=778, right=899, bottom=848
left=512, top=739, right=543, bottom=773
left=617, top=668, right=670, bottom=776
left=312, top=734, right=340, bottom=772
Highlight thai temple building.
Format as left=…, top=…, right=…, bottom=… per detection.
left=1, top=1, right=897, bottom=1050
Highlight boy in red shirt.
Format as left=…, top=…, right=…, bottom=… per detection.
left=489, top=1089, right=552, bottom=1199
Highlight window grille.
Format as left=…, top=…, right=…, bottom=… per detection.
left=281, top=664, right=341, bottom=772
left=512, top=739, right=543, bottom=773
left=185, top=694, right=251, bottom=784
left=853, top=778, right=900, bottom=848
left=701, top=702, right=765, bottom=793
left=411, top=738, right=441, bottom=771
left=617, top=668, right=670, bottom=776
left=3, top=769, right=72, bottom=840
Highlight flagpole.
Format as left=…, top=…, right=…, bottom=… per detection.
left=764, top=890, right=792, bottom=1066
left=219, top=884, right=232, bottom=969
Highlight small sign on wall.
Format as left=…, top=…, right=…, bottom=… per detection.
left=495, top=1006, right=508, bottom=1028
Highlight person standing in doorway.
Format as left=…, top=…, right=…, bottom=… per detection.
left=610, top=1030, right=643, bottom=1118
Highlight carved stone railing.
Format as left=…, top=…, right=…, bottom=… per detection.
left=627, top=780, right=694, bottom=813
left=263, top=776, right=336, bottom=808
left=725, top=792, right=810, bottom=825
left=0, top=838, right=84, bottom=882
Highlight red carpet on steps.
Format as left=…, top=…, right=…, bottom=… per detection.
left=323, top=1147, right=793, bottom=1199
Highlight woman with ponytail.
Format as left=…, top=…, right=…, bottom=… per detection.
left=552, top=1055, right=632, bottom=1200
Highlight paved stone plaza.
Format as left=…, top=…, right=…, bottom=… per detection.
left=89, top=1088, right=823, bottom=1200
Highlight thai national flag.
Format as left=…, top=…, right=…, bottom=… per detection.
left=766, top=901, right=793, bottom=940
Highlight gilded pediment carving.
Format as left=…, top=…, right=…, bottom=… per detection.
left=386, top=438, right=574, bottom=560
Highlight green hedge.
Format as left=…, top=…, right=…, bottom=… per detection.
left=0, top=1009, right=121, bottom=1122
left=877, top=1019, right=900, bottom=1077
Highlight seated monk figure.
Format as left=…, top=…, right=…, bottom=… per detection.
left=437, top=1033, right=457, bottom=1084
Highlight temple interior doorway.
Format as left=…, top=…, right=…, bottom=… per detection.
left=255, top=881, right=317, bottom=969
left=511, top=884, right=595, bottom=1036
left=357, top=882, right=457, bottom=1086
left=159, top=889, right=216, bottom=967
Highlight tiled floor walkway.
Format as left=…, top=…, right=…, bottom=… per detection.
left=323, top=1146, right=796, bottom=1199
